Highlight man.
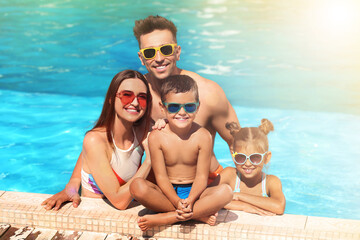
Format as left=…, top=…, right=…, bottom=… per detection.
left=134, top=15, right=239, bottom=178
left=42, top=15, right=239, bottom=210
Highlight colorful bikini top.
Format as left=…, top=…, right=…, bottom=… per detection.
left=81, top=128, right=143, bottom=195
left=234, top=171, right=268, bottom=197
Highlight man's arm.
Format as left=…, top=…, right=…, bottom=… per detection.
left=208, top=82, right=239, bottom=151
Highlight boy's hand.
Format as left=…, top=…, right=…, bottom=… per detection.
left=176, top=198, right=194, bottom=221
left=152, top=118, right=168, bottom=130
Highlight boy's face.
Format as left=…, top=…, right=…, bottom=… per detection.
left=138, top=29, right=181, bottom=80
left=161, top=91, right=199, bottom=129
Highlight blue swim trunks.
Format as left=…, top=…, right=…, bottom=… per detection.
left=173, top=183, right=192, bottom=199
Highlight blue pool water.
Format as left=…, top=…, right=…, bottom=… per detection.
left=1, top=0, right=360, bottom=220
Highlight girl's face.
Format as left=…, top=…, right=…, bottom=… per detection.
left=115, top=78, right=148, bottom=123
left=233, top=143, right=271, bottom=179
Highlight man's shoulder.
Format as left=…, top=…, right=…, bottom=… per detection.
left=180, top=69, right=220, bottom=89
left=192, top=125, right=212, bottom=142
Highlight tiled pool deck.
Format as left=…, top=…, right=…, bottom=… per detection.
left=0, top=191, right=359, bottom=239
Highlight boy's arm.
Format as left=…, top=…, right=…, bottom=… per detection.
left=232, top=175, right=286, bottom=215
left=149, top=131, right=181, bottom=207
left=186, top=129, right=212, bottom=207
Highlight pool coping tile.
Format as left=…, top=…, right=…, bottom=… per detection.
left=1, top=191, right=360, bottom=240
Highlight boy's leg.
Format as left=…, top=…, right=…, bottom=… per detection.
left=130, top=178, right=182, bottom=231
left=191, top=184, right=233, bottom=225
left=130, top=178, right=175, bottom=212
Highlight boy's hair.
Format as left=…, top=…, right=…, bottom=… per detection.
left=160, top=75, right=199, bottom=103
left=226, top=119, right=274, bottom=152
left=133, top=15, right=177, bottom=46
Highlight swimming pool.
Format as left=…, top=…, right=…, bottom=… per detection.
left=1, top=0, right=360, bottom=220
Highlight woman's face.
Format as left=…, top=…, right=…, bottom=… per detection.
left=115, top=78, right=148, bottom=123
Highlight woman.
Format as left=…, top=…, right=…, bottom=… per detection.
left=42, top=70, right=152, bottom=210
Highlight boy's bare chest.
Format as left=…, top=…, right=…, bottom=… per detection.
left=161, top=139, right=199, bottom=166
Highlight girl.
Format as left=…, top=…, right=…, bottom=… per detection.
left=42, top=70, right=153, bottom=210
left=218, top=119, right=285, bottom=216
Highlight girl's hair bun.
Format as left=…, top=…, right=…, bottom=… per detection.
left=225, top=121, right=241, bottom=136
left=258, top=118, right=274, bottom=135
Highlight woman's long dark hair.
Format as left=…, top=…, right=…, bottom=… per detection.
left=90, top=70, right=152, bottom=145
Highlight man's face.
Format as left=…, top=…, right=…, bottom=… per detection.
left=138, top=29, right=181, bottom=80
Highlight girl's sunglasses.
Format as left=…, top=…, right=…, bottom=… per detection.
left=162, top=102, right=199, bottom=114
left=231, top=152, right=268, bottom=165
left=116, top=90, right=147, bottom=109
left=140, top=43, right=177, bottom=60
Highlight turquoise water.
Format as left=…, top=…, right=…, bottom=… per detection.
left=1, top=0, right=360, bottom=220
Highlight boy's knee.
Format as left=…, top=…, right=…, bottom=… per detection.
left=129, top=177, right=146, bottom=198
left=218, top=184, right=233, bottom=201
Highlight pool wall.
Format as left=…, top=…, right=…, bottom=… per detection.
left=1, top=191, right=359, bottom=239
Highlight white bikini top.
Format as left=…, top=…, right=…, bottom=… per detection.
left=234, top=171, right=268, bottom=197
left=81, top=128, right=143, bottom=194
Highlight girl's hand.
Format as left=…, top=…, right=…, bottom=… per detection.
left=241, top=202, right=276, bottom=216
left=152, top=118, right=168, bottom=130
left=41, top=185, right=80, bottom=211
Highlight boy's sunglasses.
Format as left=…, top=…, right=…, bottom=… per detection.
left=140, top=43, right=177, bottom=60
left=116, top=90, right=147, bottom=109
left=231, top=152, right=268, bottom=165
left=162, top=102, right=199, bottom=114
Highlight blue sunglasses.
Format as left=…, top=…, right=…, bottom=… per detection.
left=162, top=102, right=199, bottom=114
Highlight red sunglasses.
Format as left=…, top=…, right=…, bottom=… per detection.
left=116, top=90, right=147, bottom=109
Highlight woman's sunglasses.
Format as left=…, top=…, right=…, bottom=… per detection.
left=116, top=90, right=147, bottom=109
left=140, top=43, right=177, bottom=60
left=162, top=102, right=199, bottom=114
left=231, top=152, right=268, bottom=165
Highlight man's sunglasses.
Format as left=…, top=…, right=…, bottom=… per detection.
left=231, top=152, right=268, bottom=165
left=116, top=90, right=148, bottom=109
left=162, top=102, right=199, bottom=114
left=140, top=43, right=177, bottom=60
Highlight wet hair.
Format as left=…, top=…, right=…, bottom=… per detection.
left=90, top=70, right=152, bottom=145
left=133, top=15, right=177, bottom=46
left=226, top=119, right=274, bottom=152
left=160, top=75, right=199, bottom=103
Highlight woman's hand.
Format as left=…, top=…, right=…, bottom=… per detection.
left=41, top=184, right=81, bottom=210
left=152, top=118, right=168, bottom=130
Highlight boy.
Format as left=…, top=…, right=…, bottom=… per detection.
left=130, top=75, right=233, bottom=231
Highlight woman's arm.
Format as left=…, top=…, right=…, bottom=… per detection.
left=83, top=132, right=151, bottom=210
left=41, top=152, right=82, bottom=210
left=232, top=175, right=286, bottom=215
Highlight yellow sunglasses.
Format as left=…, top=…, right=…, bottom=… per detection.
left=140, top=43, right=177, bottom=60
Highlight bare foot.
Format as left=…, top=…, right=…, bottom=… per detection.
left=137, top=212, right=178, bottom=231
left=194, top=212, right=218, bottom=226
